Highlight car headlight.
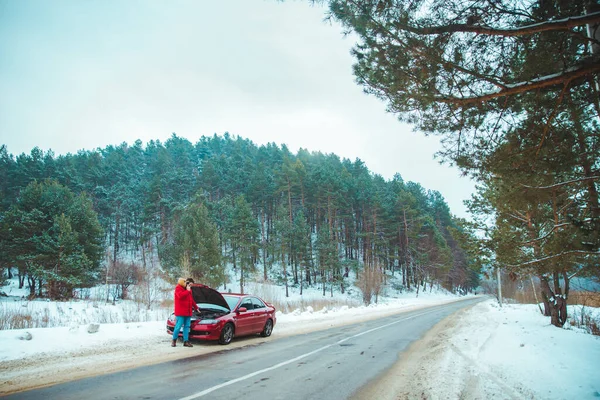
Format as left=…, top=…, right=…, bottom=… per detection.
left=199, top=319, right=218, bottom=324
left=168, top=314, right=176, bottom=323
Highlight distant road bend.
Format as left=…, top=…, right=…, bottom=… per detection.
left=6, top=297, right=484, bottom=400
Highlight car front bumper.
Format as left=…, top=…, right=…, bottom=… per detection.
left=166, top=322, right=224, bottom=341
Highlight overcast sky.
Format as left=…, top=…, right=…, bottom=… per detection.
left=0, top=0, right=475, bottom=218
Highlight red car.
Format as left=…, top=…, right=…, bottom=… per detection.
left=166, top=283, right=276, bottom=345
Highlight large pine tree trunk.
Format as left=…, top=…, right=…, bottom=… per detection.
left=260, top=212, right=268, bottom=281
left=539, top=273, right=569, bottom=327
left=113, top=212, right=120, bottom=265
left=403, top=209, right=411, bottom=290
left=415, top=270, right=420, bottom=297
left=27, top=275, right=36, bottom=298
left=330, top=271, right=334, bottom=297
left=300, top=260, right=304, bottom=296
left=160, top=205, right=168, bottom=245
left=293, top=257, right=299, bottom=285
left=232, top=246, right=237, bottom=271
left=240, top=263, right=244, bottom=294
left=48, top=280, right=56, bottom=300
left=282, top=251, right=289, bottom=298
left=539, top=274, right=552, bottom=316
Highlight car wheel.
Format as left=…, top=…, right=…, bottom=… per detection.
left=261, top=319, right=273, bottom=337
left=219, top=323, right=234, bottom=345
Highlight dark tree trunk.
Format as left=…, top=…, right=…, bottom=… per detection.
left=282, top=252, right=289, bottom=298
left=260, top=212, right=268, bottom=281
left=539, top=274, right=569, bottom=327
left=113, top=213, right=120, bottom=265
left=539, top=274, right=552, bottom=316
left=300, top=262, right=304, bottom=296
left=292, top=256, right=298, bottom=285
left=27, top=275, right=36, bottom=298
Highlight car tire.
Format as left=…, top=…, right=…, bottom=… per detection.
left=260, top=319, right=273, bottom=337
left=219, top=323, right=234, bottom=345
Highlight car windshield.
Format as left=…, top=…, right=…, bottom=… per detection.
left=223, top=295, right=240, bottom=310
left=197, top=303, right=228, bottom=313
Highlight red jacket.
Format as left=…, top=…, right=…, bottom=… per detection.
left=174, top=284, right=198, bottom=316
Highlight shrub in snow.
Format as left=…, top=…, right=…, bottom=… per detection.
left=292, top=309, right=301, bottom=316
left=69, top=322, right=79, bottom=333
left=87, top=323, right=100, bottom=334
left=321, top=307, right=328, bottom=314
left=18, top=331, right=32, bottom=340
left=305, top=306, right=314, bottom=314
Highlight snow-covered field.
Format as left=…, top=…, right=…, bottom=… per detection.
left=1, top=278, right=599, bottom=399
left=367, top=300, right=600, bottom=400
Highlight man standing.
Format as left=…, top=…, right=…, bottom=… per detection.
left=171, top=277, right=198, bottom=347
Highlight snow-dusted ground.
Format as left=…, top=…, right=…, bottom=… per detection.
left=1, top=280, right=599, bottom=399
left=356, top=300, right=600, bottom=400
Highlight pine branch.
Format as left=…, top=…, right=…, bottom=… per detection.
left=395, top=11, right=600, bottom=37
left=520, top=222, right=571, bottom=246
left=435, top=62, right=600, bottom=105
left=351, top=1, right=508, bottom=89
left=519, top=176, right=600, bottom=190
left=506, top=250, right=600, bottom=268
left=507, top=212, right=529, bottom=223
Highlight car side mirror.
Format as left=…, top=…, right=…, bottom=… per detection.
left=238, top=307, right=247, bottom=313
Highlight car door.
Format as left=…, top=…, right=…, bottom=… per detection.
left=235, top=297, right=255, bottom=336
left=250, top=297, right=268, bottom=333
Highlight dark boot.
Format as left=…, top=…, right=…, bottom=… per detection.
left=183, top=341, right=193, bottom=347
left=171, top=339, right=177, bottom=347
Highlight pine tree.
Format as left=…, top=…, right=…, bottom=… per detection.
left=228, top=195, right=260, bottom=293
left=0, top=180, right=103, bottom=298
left=158, top=199, right=223, bottom=287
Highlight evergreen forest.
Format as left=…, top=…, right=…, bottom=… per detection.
left=0, top=134, right=480, bottom=303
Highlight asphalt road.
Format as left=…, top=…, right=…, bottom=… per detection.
left=5, top=297, right=483, bottom=400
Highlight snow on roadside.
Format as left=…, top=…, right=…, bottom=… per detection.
left=421, top=301, right=600, bottom=400
left=0, top=292, right=463, bottom=362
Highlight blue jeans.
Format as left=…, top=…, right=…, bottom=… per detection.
left=172, top=316, right=191, bottom=341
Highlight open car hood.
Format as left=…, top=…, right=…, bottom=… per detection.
left=190, top=284, right=230, bottom=311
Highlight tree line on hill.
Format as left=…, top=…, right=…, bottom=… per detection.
left=0, top=134, right=480, bottom=303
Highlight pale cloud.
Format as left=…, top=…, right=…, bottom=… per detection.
left=0, top=0, right=475, bottom=218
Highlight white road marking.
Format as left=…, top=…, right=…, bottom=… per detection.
left=178, top=308, right=440, bottom=400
